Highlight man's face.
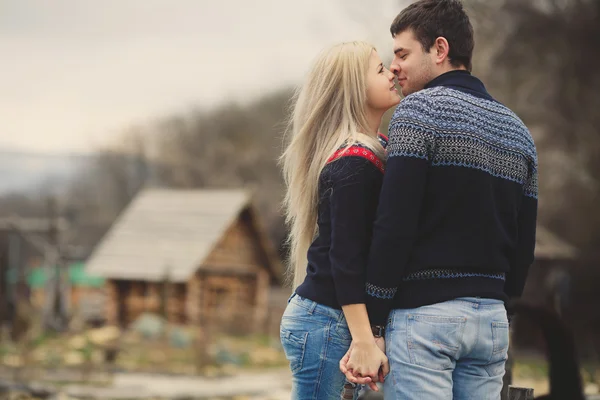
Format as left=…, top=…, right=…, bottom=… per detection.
left=390, top=29, right=436, bottom=97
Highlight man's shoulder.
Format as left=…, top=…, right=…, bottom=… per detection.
left=397, top=88, right=440, bottom=108
left=401, top=86, right=455, bottom=104
left=391, top=86, right=471, bottom=118
left=391, top=89, right=439, bottom=125
left=406, top=86, right=533, bottom=134
left=416, top=87, right=538, bottom=160
left=422, top=85, right=519, bottom=119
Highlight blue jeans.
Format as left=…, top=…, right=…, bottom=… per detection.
left=280, top=293, right=358, bottom=400
left=384, top=297, right=509, bottom=400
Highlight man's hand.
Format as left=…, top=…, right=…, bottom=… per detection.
left=374, top=337, right=388, bottom=382
left=339, top=339, right=389, bottom=392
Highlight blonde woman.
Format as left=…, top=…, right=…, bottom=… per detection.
left=280, top=41, right=400, bottom=399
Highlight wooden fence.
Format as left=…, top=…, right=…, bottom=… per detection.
left=507, top=386, right=534, bottom=400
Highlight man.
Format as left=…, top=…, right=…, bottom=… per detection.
left=341, top=1, right=538, bottom=398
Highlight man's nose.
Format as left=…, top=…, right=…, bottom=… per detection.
left=389, top=63, right=401, bottom=76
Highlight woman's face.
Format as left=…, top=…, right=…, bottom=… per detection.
left=366, top=50, right=401, bottom=113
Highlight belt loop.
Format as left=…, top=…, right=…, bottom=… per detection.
left=337, top=309, right=346, bottom=323
left=287, top=292, right=297, bottom=304
left=308, top=299, right=317, bottom=315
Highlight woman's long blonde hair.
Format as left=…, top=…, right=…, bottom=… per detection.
left=280, top=41, right=386, bottom=288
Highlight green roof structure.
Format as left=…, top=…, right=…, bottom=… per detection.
left=7, top=262, right=104, bottom=288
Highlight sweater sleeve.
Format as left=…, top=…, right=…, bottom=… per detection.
left=365, top=94, right=438, bottom=326
left=328, top=156, right=383, bottom=306
left=505, top=163, right=538, bottom=299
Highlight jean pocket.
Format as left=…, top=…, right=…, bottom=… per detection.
left=280, top=328, right=308, bottom=373
left=407, top=314, right=466, bottom=371
left=485, top=321, right=509, bottom=377
left=491, top=321, right=509, bottom=354
left=331, top=320, right=352, bottom=345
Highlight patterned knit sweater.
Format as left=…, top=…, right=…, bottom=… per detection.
left=365, top=70, right=538, bottom=326
left=295, top=140, right=387, bottom=309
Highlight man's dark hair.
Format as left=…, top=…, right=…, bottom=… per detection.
left=390, top=0, right=474, bottom=72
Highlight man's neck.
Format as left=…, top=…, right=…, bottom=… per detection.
left=423, top=68, right=494, bottom=102
left=430, top=66, right=468, bottom=82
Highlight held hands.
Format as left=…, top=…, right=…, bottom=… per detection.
left=339, top=337, right=389, bottom=392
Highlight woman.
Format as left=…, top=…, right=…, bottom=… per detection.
left=279, top=41, right=400, bottom=399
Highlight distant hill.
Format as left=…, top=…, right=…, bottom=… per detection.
left=0, top=149, right=91, bottom=195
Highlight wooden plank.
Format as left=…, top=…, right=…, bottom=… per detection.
left=501, top=349, right=514, bottom=400
left=254, top=270, right=269, bottom=332
left=106, top=281, right=118, bottom=324
left=202, top=218, right=265, bottom=271
left=185, top=276, right=201, bottom=323
left=508, top=386, right=534, bottom=400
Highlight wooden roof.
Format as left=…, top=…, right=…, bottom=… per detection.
left=0, top=216, right=69, bottom=233
left=85, top=188, right=282, bottom=282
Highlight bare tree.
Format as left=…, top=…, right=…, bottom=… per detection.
left=468, top=0, right=600, bottom=255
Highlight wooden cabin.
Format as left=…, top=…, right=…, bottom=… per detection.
left=85, top=189, right=283, bottom=334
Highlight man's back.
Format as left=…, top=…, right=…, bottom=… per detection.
left=396, top=82, right=537, bottom=297
left=365, top=70, right=538, bottom=323
left=365, top=71, right=538, bottom=400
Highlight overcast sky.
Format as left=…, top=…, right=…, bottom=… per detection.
left=1, top=0, right=404, bottom=154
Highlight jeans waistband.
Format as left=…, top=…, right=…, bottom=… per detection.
left=288, top=292, right=347, bottom=322
left=454, top=297, right=505, bottom=306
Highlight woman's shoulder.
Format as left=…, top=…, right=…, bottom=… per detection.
left=326, top=143, right=385, bottom=174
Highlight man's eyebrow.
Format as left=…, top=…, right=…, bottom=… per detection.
left=394, top=47, right=405, bottom=54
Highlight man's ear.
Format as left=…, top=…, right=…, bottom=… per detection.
left=433, top=36, right=450, bottom=65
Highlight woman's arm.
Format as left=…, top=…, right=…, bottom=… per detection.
left=326, top=154, right=388, bottom=387
left=341, top=304, right=388, bottom=390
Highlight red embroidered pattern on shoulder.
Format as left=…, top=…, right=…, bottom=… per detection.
left=326, top=146, right=385, bottom=173
left=377, top=132, right=389, bottom=143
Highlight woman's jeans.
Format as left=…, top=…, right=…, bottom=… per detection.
left=280, top=293, right=357, bottom=400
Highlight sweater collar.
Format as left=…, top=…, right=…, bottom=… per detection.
left=424, top=70, right=495, bottom=102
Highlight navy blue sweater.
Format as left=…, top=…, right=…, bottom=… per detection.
left=295, top=144, right=385, bottom=308
left=365, top=71, right=538, bottom=325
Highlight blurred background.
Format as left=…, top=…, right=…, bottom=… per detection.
left=1, top=0, right=599, bottom=398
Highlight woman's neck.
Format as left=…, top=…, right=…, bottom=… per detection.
left=365, top=110, right=383, bottom=138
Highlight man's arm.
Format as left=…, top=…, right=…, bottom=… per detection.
left=365, top=94, right=437, bottom=326
left=505, top=164, right=538, bottom=299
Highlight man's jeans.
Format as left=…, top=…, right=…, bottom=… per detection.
left=384, top=297, right=509, bottom=400
left=280, top=293, right=358, bottom=400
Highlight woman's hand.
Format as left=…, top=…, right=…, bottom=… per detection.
left=339, top=339, right=389, bottom=391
